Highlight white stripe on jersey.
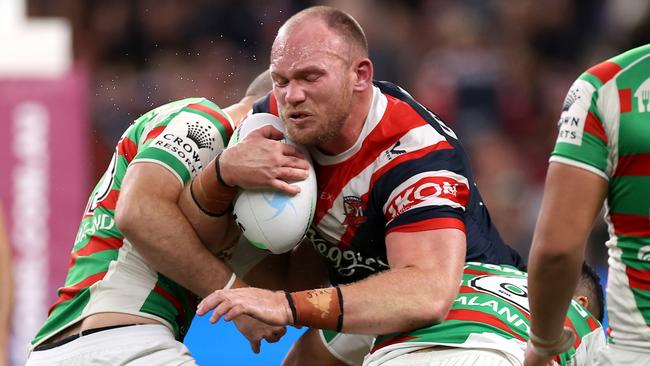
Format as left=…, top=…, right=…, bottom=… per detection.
left=597, top=79, right=620, bottom=179
left=548, top=156, right=609, bottom=181
left=311, top=86, right=387, bottom=166
left=314, top=118, right=449, bottom=244
left=383, top=171, right=469, bottom=224
left=85, top=239, right=174, bottom=330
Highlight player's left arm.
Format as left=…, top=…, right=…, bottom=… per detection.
left=338, top=228, right=466, bottom=333
left=197, top=228, right=465, bottom=334
left=524, top=162, right=607, bottom=366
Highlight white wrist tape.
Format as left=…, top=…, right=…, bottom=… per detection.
left=528, top=327, right=575, bottom=357
left=222, top=272, right=237, bottom=290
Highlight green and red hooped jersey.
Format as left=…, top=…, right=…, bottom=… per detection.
left=31, top=98, right=234, bottom=349
left=367, top=263, right=605, bottom=366
left=550, top=44, right=650, bottom=350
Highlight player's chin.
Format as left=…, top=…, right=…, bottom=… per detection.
left=285, top=126, right=319, bottom=146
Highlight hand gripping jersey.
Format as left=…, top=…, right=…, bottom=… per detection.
left=253, top=81, right=525, bottom=285
left=550, top=44, right=650, bottom=350
left=366, top=263, right=605, bottom=366
left=30, top=98, right=234, bottom=349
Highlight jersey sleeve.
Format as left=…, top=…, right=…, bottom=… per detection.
left=131, top=99, right=234, bottom=185
left=380, top=152, right=470, bottom=235
left=252, top=92, right=279, bottom=116
left=549, top=77, right=610, bottom=180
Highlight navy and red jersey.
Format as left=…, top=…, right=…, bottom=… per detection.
left=253, top=81, right=525, bottom=285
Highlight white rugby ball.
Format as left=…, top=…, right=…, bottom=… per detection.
left=229, top=113, right=317, bottom=254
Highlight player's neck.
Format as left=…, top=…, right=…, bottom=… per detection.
left=317, top=88, right=373, bottom=156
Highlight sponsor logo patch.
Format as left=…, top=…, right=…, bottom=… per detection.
left=385, top=174, right=466, bottom=220
left=150, top=112, right=218, bottom=175
left=556, top=80, right=593, bottom=146
left=307, top=227, right=388, bottom=278
left=634, top=78, right=650, bottom=113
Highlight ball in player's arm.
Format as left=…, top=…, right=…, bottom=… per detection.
left=114, top=73, right=309, bottom=354
left=25, top=71, right=310, bottom=365
left=525, top=45, right=650, bottom=366
left=198, top=7, right=522, bottom=361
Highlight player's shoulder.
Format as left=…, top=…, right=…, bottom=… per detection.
left=252, top=93, right=279, bottom=116
left=579, top=45, right=650, bottom=88
left=373, top=80, right=460, bottom=141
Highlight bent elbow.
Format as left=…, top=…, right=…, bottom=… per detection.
left=423, top=302, right=451, bottom=325
left=405, top=300, right=452, bottom=331
left=530, top=238, right=577, bottom=264
left=114, top=196, right=143, bottom=238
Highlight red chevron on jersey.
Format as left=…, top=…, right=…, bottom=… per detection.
left=619, top=88, right=632, bottom=113
left=144, top=125, right=166, bottom=143
left=117, top=136, right=138, bottom=162
left=73, top=236, right=124, bottom=262
left=313, top=94, right=435, bottom=226
left=384, top=171, right=470, bottom=222
left=96, top=189, right=120, bottom=211
left=49, top=271, right=107, bottom=315
left=315, top=123, right=451, bottom=243
left=584, top=112, right=607, bottom=144
left=586, top=61, right=622, bottom=84
left=187, top=103, right=233, bottom=138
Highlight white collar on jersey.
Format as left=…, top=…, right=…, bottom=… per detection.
left=310, top=85, right=388, bottom=166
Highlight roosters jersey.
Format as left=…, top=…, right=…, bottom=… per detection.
left=551, top=44, right=650, bottom=350
left=253, top=81, right=524, bottom=285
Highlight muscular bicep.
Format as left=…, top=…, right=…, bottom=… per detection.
left=386, top=229, right=465, bottom=269
left=534, top=162, right=608, bottom=253
left=386, top=229, right=466, bottom=295
left=116, top=162, right=183, bottom=227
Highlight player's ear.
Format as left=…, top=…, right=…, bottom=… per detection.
left=574, top=295, right=589, bottom=310
left=352, top=58, right=373, bottom=92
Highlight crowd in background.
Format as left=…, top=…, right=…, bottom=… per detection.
left=27, top=0, right=650, bottom=268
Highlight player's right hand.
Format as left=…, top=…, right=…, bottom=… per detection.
left=219, top=125, right=309, bottom=195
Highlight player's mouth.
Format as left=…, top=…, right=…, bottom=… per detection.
left=287, top=111, right=312, bottom=124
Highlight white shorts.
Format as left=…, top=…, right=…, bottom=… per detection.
left=594, top=343, right=650, bottom=366
left=375, top=348, right=517, bottom=366
left=320, top=330, right=374, bottom=365
left=25, top=324, right=197, bottom=366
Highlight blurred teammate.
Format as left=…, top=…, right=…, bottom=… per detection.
left=364, top=262, right=605, bottom=366
left=25, top=72, right=310, bottom=365
left=198, top=6, right=524, bottom=365
left=525, top=44, right=650, bottom=365
left=0, top=203, right=12, bottom=366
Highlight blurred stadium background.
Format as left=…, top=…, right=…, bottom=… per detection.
left=1, top=0, right=649, bottom=364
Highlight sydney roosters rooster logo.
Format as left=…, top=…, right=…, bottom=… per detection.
left=343, top=196, right=366, bottom=227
